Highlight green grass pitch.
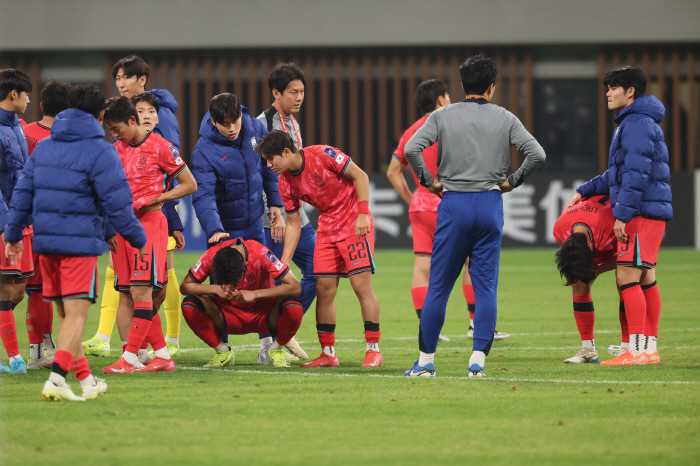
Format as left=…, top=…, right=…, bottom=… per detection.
left=1, top=248, right=699, bottom=466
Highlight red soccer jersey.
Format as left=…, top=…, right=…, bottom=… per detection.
left=114, top=131, right=186, bottom=211
left=24, top=122, right=51, bottom=156
left=393, top=116, right=441, bottom=213
left=279, top=145, right=372, bottom=243
left=553, top=195, right=617, bottom=265
left=187, top=238, right=290, bottom=311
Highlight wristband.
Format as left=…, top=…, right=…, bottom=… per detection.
left=358, top=200, right=369, bottom=215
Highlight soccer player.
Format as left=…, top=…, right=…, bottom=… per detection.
left=403, top=55, right=545, bottom=377
left=0, top=69, right=32, bottom=375
left=191, top=93, right=287, bottom=364
left=256, top=130, right=383, bottom=368
left=257, top=62, right=317, bottom=360
left=22, top=80, right=71, bottom=369
left=4, top=84, right=147, bottom=400
left=101, top=97, right=196, bottom=374
left=180, top=237, right=304, bottom=368
left=567, top=66, right=671, bottom=365
left=83, top=55, right=184, bottom=357
left=388, top=79, right=511, bottom=343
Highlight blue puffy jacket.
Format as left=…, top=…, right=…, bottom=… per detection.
left=577, top=96, right=672, bottom=223
left=191, top=107, right=282, bottom=238
left=4, top=108, right=146, bottom=256
left=0, top=107, right=29, bottom=232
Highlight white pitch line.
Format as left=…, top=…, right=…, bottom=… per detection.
left=168, top=345, right=700, bottom=353
left=177, top=366, right=699, bottom=385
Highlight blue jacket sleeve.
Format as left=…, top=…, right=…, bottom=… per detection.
left=191, top=147, right=224, bottom=239
left=576, top=169, right=611, bottom=198
left=163, top=179, right=183, bottom=233
left=256, top=123, right=282, bottom=207
left=0, top=188, right=9, bottom=234
left=90, top=146, right=147, bottom=249
left=613, top=121, right=655, bottom=223
left=3, top=156, right=34, bottom=242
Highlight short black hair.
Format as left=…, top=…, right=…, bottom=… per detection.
left=209, top=93, right=241, bottom=125
left=131, top=92, right=159, bottom=112
left=212, top=246, right=246, bottom=287
left=555, top=233, right=596, bottom=286
left=416, top=79, right=449, bottom=114
left=40, top=80, right=71, bottom=117
left=68, top=85, right=105, bottom=119
left=0, top=69, right=33, bottom=101
left=255, top=130, right=295, bottom=159
left=111, top=55, right=150, bottom=83
left=104, top=96, right=140, bottom=125
left=459, top=54, right=497, bottom=96
left=268, top=63, right=306, bottom=94
left=603, top=66, right=646, bottom=99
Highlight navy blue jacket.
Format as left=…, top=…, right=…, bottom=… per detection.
left=191, top=107, right=282, bottom=238
left=4, top=108, right=146, bottom=256
left=150, top=89, right=183, bottom=233
left=0, top=107, right=29, bottom=232
left=577, top=96, right=672, bottom=223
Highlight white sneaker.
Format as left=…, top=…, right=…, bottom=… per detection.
left=564, top=347, right=599, bottom=363
left=82, top=377, right=108, bottom=400
left=257, top=346, right=272, bottom=365
left=438, top=334, right=451, bottom=342
left=493, top=330, right=510, bottom=340
left=27, top=356, right=53, bottom=370
left=283, top=337, right=308, bottom=359
left=42, top=380, right=85, bottom=401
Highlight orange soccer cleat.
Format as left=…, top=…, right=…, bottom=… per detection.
left=102, top=357, right=136, bottom=374
left=135, top=357, right=175, bottom=373
left=300, top=352, right=339, bottom=368
left=600, top=349, right=647, bottom=366
left=361, top=350, right=383, bottom=368
left=643, top=351, right=660, bottom=364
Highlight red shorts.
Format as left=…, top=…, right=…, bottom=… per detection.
left=212, top=295, right=275, bottom=335
left=41, top=255, right=99, bottom=303
left=313, top=229, right=375, bottom=278
left=26, top=251, right=43, bottom=290
left=617, top=217, right=666, bottom=268
left=114, top=210, right=168, bottom=291
left=0, top=234, right=34, bottom=278
left=409, top=211, right=438, bottom=256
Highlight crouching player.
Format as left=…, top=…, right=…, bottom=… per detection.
left=180, top=238, right=304, bottom=368
left=256, top=130, right=382, bottom=368
left=4, top=85, right=147, bottom=400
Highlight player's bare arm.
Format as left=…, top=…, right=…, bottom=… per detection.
left=269, top=206, right=286, bottom=243
left=150, top=167, right=197, bottom=205
left=232, top=270, right=301, bottom=304
left=208, top=232, right=230, bottom=244
left=179, top=274, right=236, bottom=300
left=281, top=210, right=301, bottom=263
left=343, top=161, right=371, bottom=238
left=386, top=158, right=413, bottom=205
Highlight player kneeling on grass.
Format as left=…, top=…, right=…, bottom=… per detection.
left=256, top=130, right=383, bottom=369
left=180, top=238, right=303, bottom=368
left=4, top=85, right=147, bottom=401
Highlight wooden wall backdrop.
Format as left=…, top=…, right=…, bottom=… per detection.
left=2, top=45, right=698, bottom=173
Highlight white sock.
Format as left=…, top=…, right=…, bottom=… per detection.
left=269, top=341, right=281, bottom=350
left=215, top=341, right=229, bottom=352
left=620, top=341, right=629, bottom=351
left=322, top=346, right=335, bottom=357
left=122, top=351, right=139, bottom=365
left=418, top=351, right=434, bottom=367
left=43, top=333, right=56, bottom=350
left=469, top=350, right=486, bottom=368
left=121, top=341, right=128, bottom=348
left=138, top=349, right=152, bottom=365
left=154, top=346, right=171, bottom=359
left=30, top=343, right=44, bottom=360
left=79, top=374, right=96, bottom=388
left=48, top=372, right=65, bottom=386
left=470, top=319, right=474, bottom=328
left=645, top=336, right=657, bottom=353
left=259, top=336, right=273, bottom=349
left=96, top=333, right=110, bottom=344
left=9, top=354, right=22, bottom=363
left=366, top=343, right=379, bottom=352
left=629, top=334, right=644, bottom=355
left=166, top=336, right=179, bottom=346
left=582, top=339, right=595, bottom=350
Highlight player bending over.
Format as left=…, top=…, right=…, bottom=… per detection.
left=102, top=97, right=196, bottom=374
left=180, top=238, right=304, bottom=368
left=256, top=130, right=383, bottom=368
left=4, top=85, right=147, bottom=401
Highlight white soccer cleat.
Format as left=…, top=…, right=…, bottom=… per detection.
left=467, top=364, right=485, bottom=377
left=257, top=346, right=272, bottom=365
left=27, top=356, right=54, bottom=370
left=493, top=330, right=510, bottom=340
left=564, top=347, right=599, bottom=364
left=82, top=377, right=108, bottom=400
left=438, top=334, right=451, bottom=342
left=42, top=380, right=85, bottom=401
left=607, top=345, right=628, bottom=356
left=283, top=337, right=308, bottom=359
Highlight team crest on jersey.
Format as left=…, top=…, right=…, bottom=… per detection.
left=265, top=250, right=284, bottom=270
left=137, top=155, right=148, bottom=171
left=245, top=272, right=257, bottom=286
left=311, top=173, right=326, bottom=188
left=334, top=154, right=344, bottom=164
left=174, top=157, right=183, bottom=165
left=193, top=260, right=201, bottom=272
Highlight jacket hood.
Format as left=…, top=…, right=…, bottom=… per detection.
left=0, top=107, right=18, bottom=127
left=51, top=108, right=105, bottom=142
left=149, top=89, right=179, bottom=113
left=615, top=95, right=665, bottom=124
left=199, top=106, right=253, bottom=146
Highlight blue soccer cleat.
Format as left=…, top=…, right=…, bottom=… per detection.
left=1, top=357, right=28, bottom=375
left=404, top=360, right=436, bottom=377
left=467, top=363, right=485, bottom=378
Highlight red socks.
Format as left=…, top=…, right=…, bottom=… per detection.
left=317, top=324, right=336, bottom=349
left=572, top=293, right=595, bottom=341
left=182, top=298, right=221, bottom=348
left=53, top=349, right=73, bottom=374
left=619, top=298, right=629, bottom=343
left=146, top=311, right=167, bottom=352
left=26, top=291, right=50, bottom=345
left=463, top=284, right=476, bottom=320
left=642, top=281, right=661, bottom=337
left=275, top=300, right=303, bottom=346
left=0, top=301, right=20, bottom=358
left=71, top=356, right=91, bottom=381
left=410, top=287, right=428, bottom=319
left=125, top=301, right=153, bottom=354
left=621, top=282, right=646, bottom=334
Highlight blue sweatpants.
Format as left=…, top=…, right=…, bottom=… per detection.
left=419, top=191, right=504, bottom=355
left=264, top=223, right=317, bottom=313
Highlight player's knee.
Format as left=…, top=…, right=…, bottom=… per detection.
left=279, top=297, right=303, bottom=322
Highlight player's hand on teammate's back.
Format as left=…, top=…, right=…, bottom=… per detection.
left=208, top=232, right=230, bottom=244
left=107, top=235, right=118, bottom=253
left=269, top=207, right=286, bottom=243
left=356, top=214, right=370, bottom=238
left=498, top=180, right=514, bottom=193
left=3, top=238, right=23, bottom=266
left=566, top=193, right=582, bottom=211
left=427, top=180, right=444, bottom=195
left=172, top=230, right=185, bottom=250
left=613, top=219, right=628, bottom=243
